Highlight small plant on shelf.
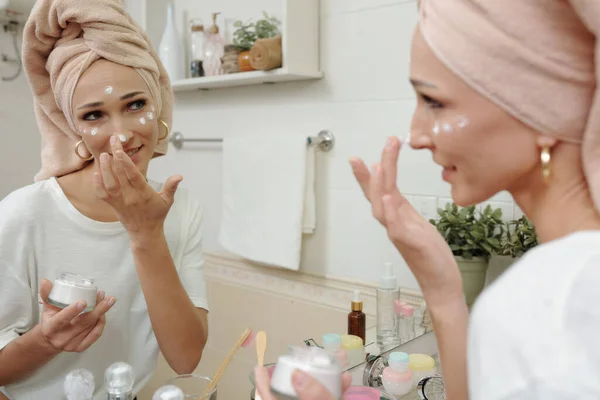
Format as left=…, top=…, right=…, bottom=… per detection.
left=232, top=20, right=256, bottom=51
left=255, top=12, right=281, bottom=39
left=233, top=12, right=281, bottom=51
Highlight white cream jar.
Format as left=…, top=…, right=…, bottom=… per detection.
left=47, top=273, right=97, bottom=313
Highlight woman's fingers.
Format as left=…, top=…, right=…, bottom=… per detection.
left=370, top=164, right=386, bottom=223
left=381, top=136, right=401, bottom=193
left=116, top=147, right=149, bottom=193
left=99, top=152, right=120, bottom=197
left=110, top=136, right=133, bottom=193
left=341, top=373, right=352, bottom=392
left=73, top=315, right=106, bottom=352
left=349, top=157, right=371, bottom=201
left=254, top=366, right=278, bottom=400
left=293, top=370, right=337, bottom=400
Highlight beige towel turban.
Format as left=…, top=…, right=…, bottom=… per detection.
left=22, top=0, right=173, bottom=181
left=419, top=0, right=600, bottom=211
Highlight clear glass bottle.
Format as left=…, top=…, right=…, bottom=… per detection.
left=398, top=304, right=415, bottom=344
left=105, top=362, right=134, bottom=400
left=189, top=18, right=205, bottom=77
left=203, top=12, right=224, bottom=76
left=377, top=262, right=400, bottom=348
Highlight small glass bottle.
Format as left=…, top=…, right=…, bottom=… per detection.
left=347, top=290, right=366, bottom=344
left=105, top=362, right=134, bottom=400
left=189, top=19, right=205, bottom=77
left=203, top=12, right=225, bottom=76
left=376, top=262, right=400, bottom=348
left=398, top=304, right=415, bottom=343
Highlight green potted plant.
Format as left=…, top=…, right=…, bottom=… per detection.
left=485, top=215, right=538, bottom=286
left=233, top=12, right=281, bottom=72
left=429, top=203, right=504, bottom=307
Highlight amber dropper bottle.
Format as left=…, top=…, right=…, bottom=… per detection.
left=348, top=289, right=366, bottom=344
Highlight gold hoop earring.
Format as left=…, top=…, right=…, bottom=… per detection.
left=158, top=119, right=170, bottom=141
left=74, top=140, right=94, bottom=161
left=541, top=146, right=552, bottom=184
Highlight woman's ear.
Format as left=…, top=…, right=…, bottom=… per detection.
left=536, top=135, right=559, bottom=150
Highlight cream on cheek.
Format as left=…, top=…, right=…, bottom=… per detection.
left=432, top=115, right=470, bottom=136
left=77, top=103, right=156, bottom=142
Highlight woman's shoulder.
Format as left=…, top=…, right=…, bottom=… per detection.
left=0, top=179, right=55, bottom=219
left=473, top=230, right=600, bottom=322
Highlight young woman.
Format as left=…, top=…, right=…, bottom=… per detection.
left=0, top=1, right=208, bottom=398
left=258, top=1, right=600, bottom=399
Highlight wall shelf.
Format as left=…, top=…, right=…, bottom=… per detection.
left=171, top=68, right=323, bottom=92
left=123, top=0, right=322, bottom=92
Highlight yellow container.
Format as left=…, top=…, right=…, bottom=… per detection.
left=409, top=354, right=436, bottom=386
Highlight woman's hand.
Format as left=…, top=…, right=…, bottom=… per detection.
left=39, top=279, right=116, bottom=353
left=254, top=366, right=352, bottom=400
left=349, top=136, right=462, bottom=305
left=94, top=135, right=183, bottom=242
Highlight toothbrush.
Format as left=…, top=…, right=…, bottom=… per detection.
left=255, top=331, right=267, bottom=400
left=200, top=327, right=256, bottom=400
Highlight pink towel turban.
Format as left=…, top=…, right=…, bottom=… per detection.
left=419, top=0, right=600, bottom=211
left=22, top=0, right=173, bottom=181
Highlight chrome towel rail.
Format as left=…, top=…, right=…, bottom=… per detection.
left=168, top=130, right=335, bottom=152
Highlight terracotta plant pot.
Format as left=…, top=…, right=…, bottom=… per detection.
left=238, top=51, right=255, bottom=72
left=455, top=256, right=488, bottom=308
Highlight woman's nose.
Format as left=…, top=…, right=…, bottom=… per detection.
left=116, top=132, right=132, bottom=143
left=409, top=121, right=434, bottom=150
left=408, top=115, right=433, bottom=150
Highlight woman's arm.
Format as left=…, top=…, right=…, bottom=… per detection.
left=350, top=137, right=469, bottom=399
left=427, top=297, right=469, bottom=400
left=0, top=325, right=60, bottom=386
left=130, top=234, right=208, bottom=374
left=0, top=286, right=114, bottom=386
left=94, top=137, right=209, bottom=374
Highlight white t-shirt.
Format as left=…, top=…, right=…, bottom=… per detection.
left=469, top=230, right=600, bottom=399
left=0, top=177, right=209, bottom=400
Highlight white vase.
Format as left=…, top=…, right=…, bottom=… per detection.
left=158, top=2, right=186, bottom=81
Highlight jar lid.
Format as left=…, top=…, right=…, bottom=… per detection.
left=409, top=354, right=436, bottom=371
left=389, top=352, right=410, bottom=372
left=322, top=333, right=342, bottom=346
left=57, top=272, right=95, bottom=288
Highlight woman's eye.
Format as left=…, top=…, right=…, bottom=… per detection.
left=129, top=99, right=146, bottom=111
left=421, top=94, right=444, bottom=109
left=83, top=111, right=103, bottom=121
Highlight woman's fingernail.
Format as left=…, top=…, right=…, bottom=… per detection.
left=292, top=370, right=309, bottom=390
left=98, top=291, right=105, bottom=300
left=100, top=153, right=109, bottom=162
left=107, top=297, right=116, bottom=307
left=76, top=301, right=86, bottom=310
left=110, top=135, right=117, bottom=145
left=386, top=137, right=394, bottom=147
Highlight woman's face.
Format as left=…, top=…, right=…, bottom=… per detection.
left=72, top=59, right=163, bottom=175
left=408, top=28, right=543, bottom=206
